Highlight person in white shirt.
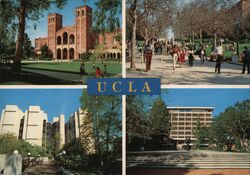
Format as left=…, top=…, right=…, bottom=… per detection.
left=215, top=43, right=224, bottom=74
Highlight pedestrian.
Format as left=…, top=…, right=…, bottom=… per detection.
left=145, top=43, right=153, bottom=72
left=104, top=64, right=107, bottom=77
left=241, top=46, right=250, bottom=74
left=92, top=64, right=96, bottom=71
left=199, top=46, right=206, bottom=67
left=215, top=43, right=224, bottom=74
left=95, top=67, right=102, bottom=78
left=172, top=45, right=179, bottom=70
left=188, top=48, right=194, bottom=67
left=178, top=47, right=186, bottom=68
left=80, top=62, right=87, bottom=75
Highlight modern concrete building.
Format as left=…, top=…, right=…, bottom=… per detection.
left=52, top=115, right=65, bottom=149
left=0, top=105, right=95, bottom=153
left=0, top=105, right=47, bottom=147
left=22, top=106, right=48, bottom=147
left=167, top=107, right=213, bottom=145
left=0, top=105, right=25, bottom=139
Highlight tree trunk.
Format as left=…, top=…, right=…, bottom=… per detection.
left=192, top=30, right=195, bottom=45
left=13, top=0, right=26, bottom=72
left=130, top=0, right=137, bottom=69
left=199, top=29, right=203, bottom=44
left=213, top=32, right=217, bottom=49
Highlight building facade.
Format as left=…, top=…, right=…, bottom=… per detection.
left=0, top=105, right=47, bottom=147
left=167, top=107, right=213, bottom=145
left=0, top=105, right=95, bottom=154
left=35, top=5, right=121, bottom=60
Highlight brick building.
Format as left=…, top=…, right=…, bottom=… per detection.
left=35, top=5, right=121, bottom=60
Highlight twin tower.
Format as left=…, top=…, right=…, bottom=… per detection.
left=36, top=5, right=93, bottom=60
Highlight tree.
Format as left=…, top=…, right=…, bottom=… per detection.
left=0, top=1, right=16, bottom=56
left=193, top=118, right=209, bottom=148
left=148, top=97, right=171, bottom=149
left=23, top=33, right=34, bottom=59
left=92, top=0, right=121, bottom=33
left=93, top=44, right=105, bottom=64
left=10, top=0, right=67, bottom=71
left=80, top=91, right=121, bottom=172
left=127, top=0, right=176, bottom=69
left=212, top=99, right=250, bottom=151
left=149, top=97, right=171, bottom=137
left=40, top=44, right=53, bottom=59
left=0, top=133, right=19, bottom=154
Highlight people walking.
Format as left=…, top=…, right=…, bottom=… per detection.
left=215, top=43, right=224, bottom=74
left=199, top=47, right=206, bottom=67
left=172, top=45, right=179, bottom=70
left=242, top=46, right=250, bottom=74
left=178, top=47, right=186, bottom=68
left=188, top=48, right=194, bottom=67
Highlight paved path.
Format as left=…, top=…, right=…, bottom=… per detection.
left=23, top=161, right=62, bottom=175
left=127, top=54, right=250, bottom=85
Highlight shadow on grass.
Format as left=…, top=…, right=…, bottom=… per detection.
left=0, top=69, right=78, bottom=85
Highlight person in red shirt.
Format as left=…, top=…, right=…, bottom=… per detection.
left=95, top=67, right=102, bottom=78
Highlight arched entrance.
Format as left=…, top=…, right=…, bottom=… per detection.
left=63, top=32, right=68, bottom=44
left=57, top=49, right=61, bottom=59
left=69, top=48, right=74, bottom=59
left=63, top=48, right=67, bottom=59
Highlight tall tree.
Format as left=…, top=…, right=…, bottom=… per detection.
left=212, top=99, right=250, bottom=151
left=127, top=0, right=176, bottom=69
left=11, top=0, right=67, bottom=71
left=92, top=0, right=121, bottom=33
left=193, top=118, right=209, bottom=148
left=80, top=91, right=121, bottom=171
left=23, top=33, right=34, bottom=59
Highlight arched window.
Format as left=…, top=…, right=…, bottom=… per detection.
left=81, top=10, right=84, bottom=16
left=69, top=48, right=74, bottom=59
left=69, top=35, right=75, bottom=44
left=57, top=49, right=61, bottom=59
left=63, top=32, right=68, bottom=44
left=63, top=48, right=67, bottom=59
left=77, top=11, right=80, bottom=17
left=57, top=36, right=61, bottom=45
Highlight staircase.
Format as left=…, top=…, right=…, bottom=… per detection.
left=127, top=150, right=250, bottom=169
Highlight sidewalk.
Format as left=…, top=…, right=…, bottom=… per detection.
left=126, top=54, right=250, bottom=85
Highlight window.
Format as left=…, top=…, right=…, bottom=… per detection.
left=77, top=11, right=80, bottom=17
left=82, top=10, right=84, bottom=16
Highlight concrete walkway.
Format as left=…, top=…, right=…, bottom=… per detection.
left=127, top=54, right=250, bottom=85
left=23, top=161, right=62, bottom=175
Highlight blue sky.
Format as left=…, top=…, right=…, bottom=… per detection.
left=0, top=89, right=83, bottom=122
left=161, top=89, right=250, bottom=116
left=26, top=0, right=119, bottom=46
left=0, top=89, right=249, bottom=123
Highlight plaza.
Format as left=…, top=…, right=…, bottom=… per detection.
left=127, top=53, right=250, bottom=85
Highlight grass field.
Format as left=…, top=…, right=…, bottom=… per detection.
left=21, top=61, right=122, bottom=75
left=205, top=44, right=250, bottom=58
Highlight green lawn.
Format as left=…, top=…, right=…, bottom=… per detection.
left=205, top=44, right=250, bottom=58
left=21, top=61, right=122, bottom=75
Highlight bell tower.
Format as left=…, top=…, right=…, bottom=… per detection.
left=75, top=5, right=92, bottom=58
left=48, top=13, right=62, bottom=59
